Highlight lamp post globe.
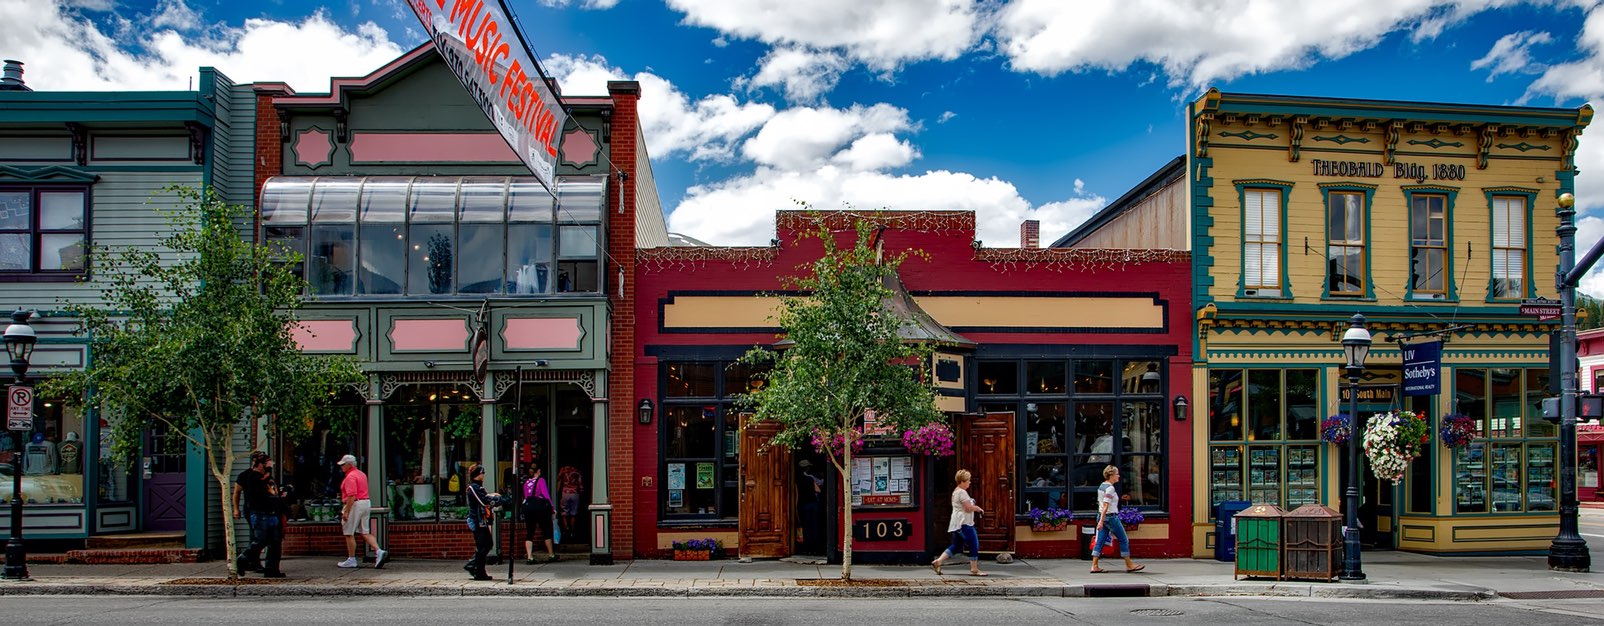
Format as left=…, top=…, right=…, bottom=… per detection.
left=1339, top=313, right=1369, bottom=582
left=2, top=308, right=34, bottom=581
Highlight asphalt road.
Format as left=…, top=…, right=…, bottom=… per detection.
left=3, top=595, right=1600, bottom=625
left=1582, top=506, right=1604, bottom=543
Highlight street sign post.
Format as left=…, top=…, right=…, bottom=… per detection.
left=6, top=385, right=31, bottom=431
left=1522, top=297, right=1562, bottom=321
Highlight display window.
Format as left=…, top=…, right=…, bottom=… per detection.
left=0, top=389, right=87, bottom=505
left=1452, top=368, right=1555, bottom=514
left=1205, top=368, right=1319, bottom=515
left=659, top=361, right=762, bottom=519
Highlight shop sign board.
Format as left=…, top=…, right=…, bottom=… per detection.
left=7, top=385, right=31, bottom=431
left=1401, top=341, right=1441, bottom=396
left=406, top=0, right=566, bottom=192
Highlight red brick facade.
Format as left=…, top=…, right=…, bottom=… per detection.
left=250, top=83, right=290, bottom=242
left=605, top=81, right=641, bottom=561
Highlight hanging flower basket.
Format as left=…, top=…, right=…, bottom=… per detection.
left=811, top=428, right=866, bottom=458
left=1362, top=411, right=1428, bottom=483
left=1439, top=413, right=1477, bottom=449
left=902, top=423, right=955, bottom=457
left=1027, top=506, right=1071, bottom=532
left=1320, top=413, right=1352, bottom=445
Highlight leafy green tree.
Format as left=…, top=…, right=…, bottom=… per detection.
left=43, top=187, right=363, bottom=578
left=738, top=220, right=943, bottom=580
left=1579, top=295, right=1603, bottom=331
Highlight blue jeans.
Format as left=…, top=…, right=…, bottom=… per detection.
left=943, top=525, right=979, bottom=560
left=1094, top=516, right=1130, bottom=558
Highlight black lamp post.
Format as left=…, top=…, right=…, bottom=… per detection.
left=1551, top=191, right=1591, bottom=571
left=3, top=309, right=36, bottom=581
left=1339, top=313, right=1370, bottom=582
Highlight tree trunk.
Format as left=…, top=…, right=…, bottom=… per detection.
left=840, top=442, right=852, bottom=581
left=203, top=427, right=239, bottom=580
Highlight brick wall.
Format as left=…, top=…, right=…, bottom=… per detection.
left=251, top=85, right=288, bottom=242
left=605, top=81, right=641, bottom=560
left=282, top=521, right=552, bottom=560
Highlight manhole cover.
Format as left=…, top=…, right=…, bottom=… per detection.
left=1130, top=609, right=1184, bottom=617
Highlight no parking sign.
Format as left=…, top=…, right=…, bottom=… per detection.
left=7, top=385, right=32, bottom=431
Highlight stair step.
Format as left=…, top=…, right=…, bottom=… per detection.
left=67, top=548, right=201, bottom=565
left=86, top=531, right=185, bottom=550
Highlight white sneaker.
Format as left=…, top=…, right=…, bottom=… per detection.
left=336, top=557, right=359, bottom=568
left=374, top=549, right=389, bottom=569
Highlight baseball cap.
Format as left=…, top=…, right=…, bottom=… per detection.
left=337, top=454, right=358, bottom=467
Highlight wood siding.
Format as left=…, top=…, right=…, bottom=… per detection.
left=1068, top=180, right=1187, bottom=250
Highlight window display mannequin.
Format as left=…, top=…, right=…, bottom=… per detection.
left=25, top=432, right=57, bottom=475
left=58, top=431, right=81, bottom=474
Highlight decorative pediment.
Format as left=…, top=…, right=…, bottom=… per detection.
left=0, top=165, right=98, bottom=184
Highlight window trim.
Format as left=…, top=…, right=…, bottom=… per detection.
left=1233, top=180, right=1293, bottom=299
left=1401, top=186, right=1458, bottom=302
left=0, top=184, right=91, bottom=282
left=1318, top=183, right=1377, bottom=300
left=1484, top=188, right=1537, bottom=302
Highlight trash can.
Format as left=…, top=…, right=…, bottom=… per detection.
left=1233, top=503, right=1285, bottom=581
left=1213, top=500, right=1251, bottom=562
left=1282, top=503, right=1341, bottom=582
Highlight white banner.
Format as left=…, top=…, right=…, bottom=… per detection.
left=407, top=0, right=566, bottom=192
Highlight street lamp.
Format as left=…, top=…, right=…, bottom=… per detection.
left=1551, top=191, right=1592, bottom=571
left=1339, top=313, right=1370, bottom=582
left=3, top=308, right=35, bottom=581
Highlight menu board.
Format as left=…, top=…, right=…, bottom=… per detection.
left=852, top=455, right=914, bottom=507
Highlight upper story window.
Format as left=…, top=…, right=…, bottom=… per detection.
left=1491, top=195, right=1527, bottom=299
left=1326, top=190, right=1366, bottom=296
left=1242, top=188, right=1282, bottom=296
left=1410, top=194, right=1448, bottom=296
left=259, top=176, right=605, bottom=298
left=0, top=187, right=88, bottom=280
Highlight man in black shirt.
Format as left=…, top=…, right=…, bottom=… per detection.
left=232, top=451, right=284, bottom=577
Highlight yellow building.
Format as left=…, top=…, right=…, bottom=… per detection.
left=1187, top=89, right=1593, bottom=555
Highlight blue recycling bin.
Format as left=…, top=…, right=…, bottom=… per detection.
left=1214, top=500, right=1252, bottom=562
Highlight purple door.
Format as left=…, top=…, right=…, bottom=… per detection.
left=142, top=426, right=187, bottom=532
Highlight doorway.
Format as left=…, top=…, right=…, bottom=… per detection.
left=141, top=424, right=187, bottom=532
left=552, top=387, right=592, bottom=548
left=793, top=447, right=828, bottom=557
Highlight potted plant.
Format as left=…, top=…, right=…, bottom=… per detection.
left=1439, top=413, right=1476, bottom=449
left=1320, top=413, right=1352, bottom=445
left=1363, top=411, right=1428, bottom=482
left=672, top=538, right=723, bottom=560
left=1026, top=506, right=1071, bottom=532
left=1118, top=507, right=1145, bottom=531
left=901, top=423, right=956, bottom=457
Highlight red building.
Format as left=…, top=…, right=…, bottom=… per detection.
left=632, top=210, right=1193, bottom=561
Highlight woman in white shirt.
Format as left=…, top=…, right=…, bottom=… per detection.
left=930, top=469, right=986, bottom=576
left=1090, top=464, right=1145, bottom=574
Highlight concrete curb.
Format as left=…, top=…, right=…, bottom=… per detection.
left=0, top=579, right=1503, bottom=600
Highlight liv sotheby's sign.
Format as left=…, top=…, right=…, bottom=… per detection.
left=1402, top=340, right=1442, bottom=397
left=407, top=0, right=566, bottom=190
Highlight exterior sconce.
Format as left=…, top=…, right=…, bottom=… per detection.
left=637, top=398, right=654, bottom=425
left=1173, top=395, right=1188, bottom=421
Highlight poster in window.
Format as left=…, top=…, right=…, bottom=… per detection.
left=873, top=457, right=890, bottom=493
left=696, top=462, right=715, bottom=489
left=667, top=463, right=686, bottom=490
left=668, top=489, right=683, bottom=509
left=725, top=430, right=736, bottom=457
left=1026, top=432, right=1039, bottom=455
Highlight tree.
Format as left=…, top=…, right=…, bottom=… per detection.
left=43, top=187, right=363, bottom=578
left=1579, top=295, right=1603, bottom=331
left=737, top=220, right=943, bottom=580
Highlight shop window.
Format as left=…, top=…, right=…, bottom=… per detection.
left=0, top=390, right=87, bottom=505
left=1409, top=193, right=1449, bottom=297
left=0, top=187, right=89, bottom=279
left=978, top=357, right=1166, bottom=515
left=381, top=384, right=482, bottom=522
left=278, top=397, right=367, bottom=522
left=1490, top=195, right=1527, bottom=299
left=1326, top=190, right=1366, bottom=296
left=1453, top=368, right=1556, bottom=513
left=1207, top=368, right=1319, bottom=514
left=357, top=177, right=406, bottom=295
left=1241, top=187, right=1283, bottom=296
left=660, top=361, right=762, bottom=520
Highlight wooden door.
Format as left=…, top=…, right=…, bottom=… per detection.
left=739, top=415, right=792, bottom=558
left=142, top=424, right=187, bottom=532
left=958, top=412, right=1015, bottom=553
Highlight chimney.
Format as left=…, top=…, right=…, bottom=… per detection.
left=1019, top=219, right=1040, bottom=249
left=0, top=60, right=29, bottom=92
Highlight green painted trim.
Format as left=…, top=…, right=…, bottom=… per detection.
left=1318, top=184, right=1376, bottom=300
left=1210, top=92, right=1586, bottom=128
left=0, top=165, right=99, bottom=183
left=1400, top=185, right=1460, bottom=302
left=59, top=165, right=208, bottom=173
left=1482, top=188, right=1538, bottom=302
left=1233, top=180, right=1294, bottom=299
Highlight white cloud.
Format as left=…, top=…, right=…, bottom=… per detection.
left=831, top=133, right=919, bottom=171
left=740, top=104, right=913, bottom=170
left=994, top=0, right=1519, bottom=88
left=667, top=167, right=1107, bottom=246
left=937, top=111, right=957, bottom=124
left=62, top=0, right=114, bottom=10
left=742, top=46, right=848, bottom=103
left=537, top=0, right=621, bottom=8
left=149, top=0, right=199, bottom=31
left=665, top=0, right=985, bottom=70
left=1471, top=30, right=1553, bottom=81
left=0, top=1, right=405, bottom=92
left=544, top=53, right=776, bottom=162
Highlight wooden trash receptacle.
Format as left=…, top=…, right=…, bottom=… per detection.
left=1233, top=503, right=1285, bottom=581
left=1282, top=503, right=1342, bottom=582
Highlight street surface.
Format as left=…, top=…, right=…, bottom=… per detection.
left=2, top=595, right=1600, bottom=625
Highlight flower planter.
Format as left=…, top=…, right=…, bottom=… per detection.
left=674, top=549, right=713, bottom=561
left=1031, top=522, right=1070, bottom=533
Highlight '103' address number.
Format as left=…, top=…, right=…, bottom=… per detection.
left=853, top=519, right=910, bottom=541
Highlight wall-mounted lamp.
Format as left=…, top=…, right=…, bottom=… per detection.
left=1173, top=395, right=1188, bottom=421
left=637, top=398, right=654, bottom=425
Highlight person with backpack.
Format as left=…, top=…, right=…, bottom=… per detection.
left=463, top=464, right=502, bottom=581
left=521, top=466, right=557, bottom=563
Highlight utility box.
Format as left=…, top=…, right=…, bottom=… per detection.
left=1233, top=503, right=1285, bottom=581
left=1282, top=503, right=1341, bottom=582
left=1213, top=500, right=1252, bottom=562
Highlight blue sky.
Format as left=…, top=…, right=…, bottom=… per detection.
left=9, top=0, right=1604, bottom=289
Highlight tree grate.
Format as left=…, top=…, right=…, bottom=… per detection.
left=1130, top=608, right=1185, bottom=616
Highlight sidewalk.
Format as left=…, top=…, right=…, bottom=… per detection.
left=3, top=550, right=1603, bottom=600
